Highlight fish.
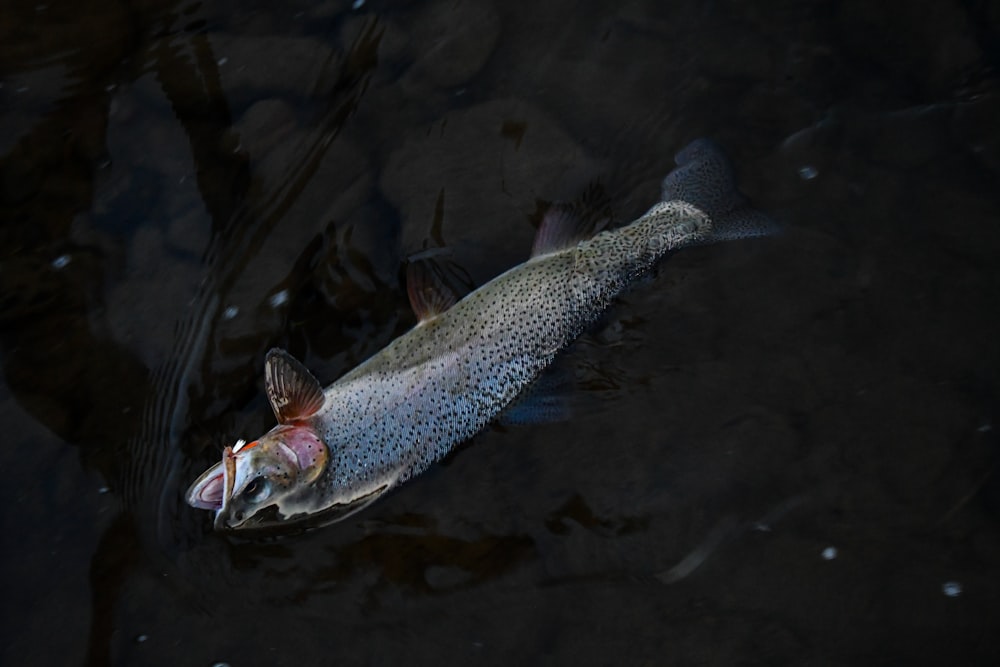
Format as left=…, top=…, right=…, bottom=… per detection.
left=185, top=138, right=775, bottom=531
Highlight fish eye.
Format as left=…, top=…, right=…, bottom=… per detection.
left=242, top=477, right=270, bottom=503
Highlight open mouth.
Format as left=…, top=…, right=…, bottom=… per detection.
left=186, top=445, right=238, bottom=517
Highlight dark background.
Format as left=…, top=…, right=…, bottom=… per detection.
left=2, top=0, right=999, bottom=664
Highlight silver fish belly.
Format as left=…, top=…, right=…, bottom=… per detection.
left=186, top=138, right=773, bottom=530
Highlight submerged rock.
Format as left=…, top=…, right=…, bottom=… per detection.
left=144, top=33, right=344, bottom=114
left=235, top=98, right=299, bottom=160
left=836, top=0, right=982, bottom=100
left=380, top=97, right=601, bottom=283
left=398, top=0, right=501, bottom=89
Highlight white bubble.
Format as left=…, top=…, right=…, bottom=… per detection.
left=52, top=254, right=71, bottom=269
left=798, top=165, right=818, bottom=180
left=217, top=57, right=228, bottom=66
left=942, top=581, right=962, bottom=597
left=268, top=289, right=290, bottom=308
left=352, top=0, right=366, bottom=8
left=136, top=634, right=148, bottom=643
left=211, top=663, right=231, bottom=667
left=821, top=546, right=838, bottom=560
left=223, top=305, right=239, bottom=319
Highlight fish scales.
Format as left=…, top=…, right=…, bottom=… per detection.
left=315, top=201, right=709, bottom=499
left=185, top=138, right=774, bottom=530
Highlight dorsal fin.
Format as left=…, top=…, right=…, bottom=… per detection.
left=406, top=255, right=462, bottom=323
left=531, top=184, right=611, bottom=257
left=264, top=348, right=325, bottom=424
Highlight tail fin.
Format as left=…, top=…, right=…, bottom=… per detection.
left=661, top=138, right=777, bottom=242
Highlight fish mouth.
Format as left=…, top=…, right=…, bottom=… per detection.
left=185, top=446, right=239, bottom=529
left=186, top=469, right=224, bottom=510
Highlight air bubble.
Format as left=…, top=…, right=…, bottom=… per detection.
left=269, top=290, right=290, bottom=308
left=798, top=165, right=818, bottom=180
left=52, top=254, right=71, bottom=269
left=821, top=546, right=837, bottom=560
left=223, top=305, right=239, bottom=319
left=942, top=581, right=962, bottom=597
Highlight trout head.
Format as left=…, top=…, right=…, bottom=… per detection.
left=186, top=348, right=331, bottom=531
left=186, top=425, right=329, bottom=530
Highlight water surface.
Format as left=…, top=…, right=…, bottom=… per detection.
left=2, top=0, right=999, bottom=664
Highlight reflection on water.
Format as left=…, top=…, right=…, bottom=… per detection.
left=2, top=0, right=1000, bottom=664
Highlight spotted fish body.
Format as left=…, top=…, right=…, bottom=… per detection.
left=318, top=203, right=708, bottom=482
left=186, top=139, right=773, bottom=530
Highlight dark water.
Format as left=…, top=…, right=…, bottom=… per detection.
left=3, top=0, right=999, bottom=664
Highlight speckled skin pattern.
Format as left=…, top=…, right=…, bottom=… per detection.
left=283, top=199, right=713, bottom=517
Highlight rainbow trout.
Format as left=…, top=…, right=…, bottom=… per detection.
left=186, top=139, right=773, bottom=531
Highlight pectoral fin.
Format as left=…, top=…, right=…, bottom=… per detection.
left=265, top=348, right=325, bottom=424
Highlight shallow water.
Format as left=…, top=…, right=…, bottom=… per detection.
left=2, top=0, right=999, bottom=664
